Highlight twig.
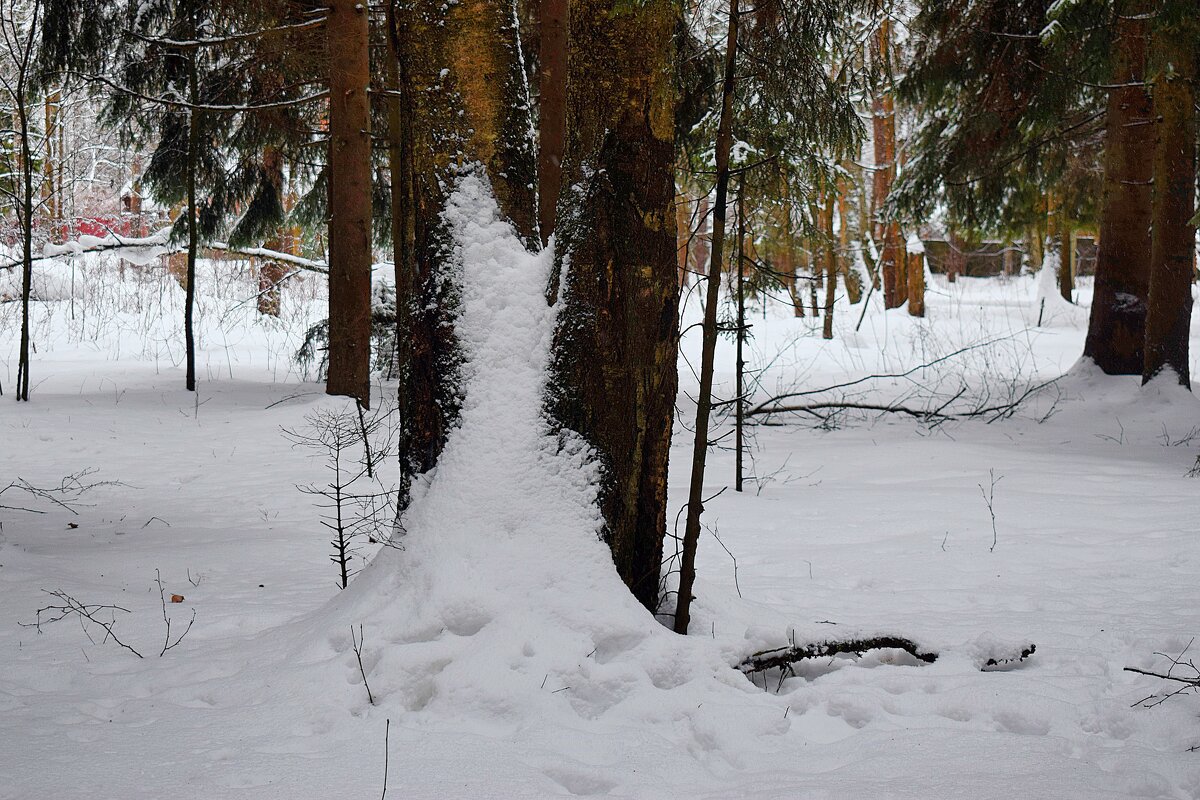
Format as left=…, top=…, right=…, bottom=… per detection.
left=156, top=570, right=195, bottom=656
left=352, top=624, right=375, bottom=705
left=979, top=469, right=1002, bottom=552
left=380, top=718, right=390, bottom=800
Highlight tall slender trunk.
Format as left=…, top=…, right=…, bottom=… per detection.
left=185, top=41, right=199, bottom=392
left=734, top=177, right=745, bottom=492
left=837, top=170, right=861, bottom=304
left=1143, top=24, right=1196, bottom=387
left=537, top=0, right=567, bottom=244
left=872, top=18, right=902, bottom=308
left=325, top=0, right=374, bottom=407
left=42, top=88, right=59, bottom=224
left=15, top=84, right=32, bottom=402
left=385, top=0, right=417, bottom=509
left=1085, top=1, right=1154, bottom=373
left=674, top=0, right=737, bottom=633
left=822, top=181, right=836, bottom=339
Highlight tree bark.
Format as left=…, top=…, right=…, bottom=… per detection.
left=822, top=182, right=836, bottom=339
left=1084, top=2, right=1153, bottom=374
left=385, top=0, right=417, bottom=509
left=545, top=0, right=678, bottom=615
left=325, top=0, right=373, bottom=407
left=872, top=19, right=903, bottom=309
left=537, top=0, right=567, bottom=244
left=907, top=247, right=926, bottom=317
left=1143, top=24, right=1196, bottom=387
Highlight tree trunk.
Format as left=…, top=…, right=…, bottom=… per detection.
left=671, top=0, right=734, bottom=632
left=15, top=85, right=32, bottom=402
left=676, top=192, right=690, bottom=286
left=838, top=170, right=862, bottom=304
left=185, top=41, right=200, bottom=392
left=1084, top=1, right=1154, bottom=374
left=257, top=148, right=288, bottom=317
left=385, top=0, right=417, bottom=509
left=1143, top=23, right=1196, bottom=387
left=822, top=183, right=836, bottom=339
left=325, top=0, right=373, bottom=407
left=537, top=0, right=567, bottom=244
left=872, top=19, right=903, bottom=309
left=545, top=0, right=678, bottom=614
left=735, top=177, right=745, bottom=493
left=1058, top=225, right=1073, bottom=302
left=907, top=246, right=925, bottom=317
left=398, top=0, right=540, bottom=492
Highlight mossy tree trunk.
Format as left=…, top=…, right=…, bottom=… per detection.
left=545, top=0, right=679, bottom=614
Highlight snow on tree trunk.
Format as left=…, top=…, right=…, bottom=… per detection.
left=545, top=0, right=679, bottom=613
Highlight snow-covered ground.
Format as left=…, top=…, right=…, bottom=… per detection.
left=2, top=198, right=1199, bottom=799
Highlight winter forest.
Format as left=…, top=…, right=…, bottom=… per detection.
left=1, top=0, right=1198, bottom=796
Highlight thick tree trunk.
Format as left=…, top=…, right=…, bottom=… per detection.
left=325, top=0, right=373, bottom=407
left=537, top=0, right=567, bottom=244
left=1085, top=2, right=1153, bottom=374
left=399, top=0, right=539, bottom=491
left=546, top=0, right=679, bottom=615
left=1143, top=26, right=1196, bottom=387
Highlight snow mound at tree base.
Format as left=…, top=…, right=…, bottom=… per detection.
left=297, top=174, right=792, bottom=786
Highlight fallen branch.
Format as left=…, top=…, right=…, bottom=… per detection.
left=749, top=378, right=1061, bottom=425
left=739, top=636, right=939, bottom=675
left=0, top=469, right=111, bottom=514
left=982, top=643, right=1036, bottom=670
left=1125, top=639, right=1200, bottom=708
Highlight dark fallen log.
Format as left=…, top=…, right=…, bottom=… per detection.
left=739, top=636, right=939, bottom=676
left=740, top=637, right=1039, bottom=680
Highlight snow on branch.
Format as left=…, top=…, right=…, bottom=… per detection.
left=1, top=229, right=330, bottom=274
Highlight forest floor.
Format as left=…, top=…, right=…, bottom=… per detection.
left=2, top=205, right=1200, bottom=799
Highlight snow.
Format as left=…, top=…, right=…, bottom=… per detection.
left=3, top=186, right=1200, bottom=798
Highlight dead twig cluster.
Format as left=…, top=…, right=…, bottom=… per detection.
left=20, top=571, right=196, bottom=659
left=0, top=468, right=114, bottom=514
left=1126, top=639, right=1200, bottom=709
